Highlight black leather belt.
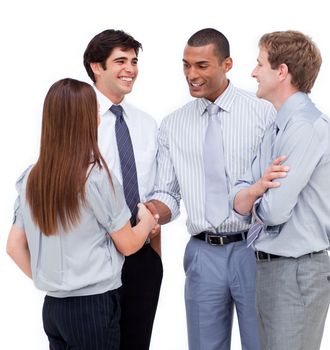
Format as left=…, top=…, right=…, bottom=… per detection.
left=193, top=231, right=248, bottom=245
left=255, top=250, right=326, bottom=261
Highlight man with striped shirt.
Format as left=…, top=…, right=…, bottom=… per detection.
left=148, top=28, right=275, bottom=350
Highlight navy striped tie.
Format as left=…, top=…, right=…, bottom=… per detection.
left=111, top=104, right=140, bottom=225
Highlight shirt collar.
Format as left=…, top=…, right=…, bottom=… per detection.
left=94, top=86, right=129, bottom=119
left=276, top=92, right=310, bottom=131
left=197, top=80, right=237, bottom=116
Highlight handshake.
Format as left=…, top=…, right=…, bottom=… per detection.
left=136, top=202, right=160, bottom=238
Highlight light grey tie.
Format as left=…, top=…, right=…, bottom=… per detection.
left=203, top=103, right=229, bottom=228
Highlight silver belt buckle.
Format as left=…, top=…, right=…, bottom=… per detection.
left=207, top=234, right=224, bottom=245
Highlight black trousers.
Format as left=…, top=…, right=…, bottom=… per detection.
left=119, top=243, right=163, bottom=350
left=42, top=289, right=121, bottom=350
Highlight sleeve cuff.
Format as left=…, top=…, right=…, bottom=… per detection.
left=149, top=191, right=180, bottom=221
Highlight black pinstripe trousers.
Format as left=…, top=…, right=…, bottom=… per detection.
left=42, top=289, right=120, bottom=350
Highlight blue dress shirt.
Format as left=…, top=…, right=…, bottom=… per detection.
left=231, top=92, right=330, bottom=257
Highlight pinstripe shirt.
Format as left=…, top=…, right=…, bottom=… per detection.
left=152, top=81, right=275, bottom=235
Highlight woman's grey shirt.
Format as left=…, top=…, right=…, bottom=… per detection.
left=13, top=165, right=131, bottom=298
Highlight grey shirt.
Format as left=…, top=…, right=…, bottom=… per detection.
left=231, top=92, right=330, bottom=257
left=13, top=165, right=131, bottom=297
left=151, top=81, right=275, bottom=234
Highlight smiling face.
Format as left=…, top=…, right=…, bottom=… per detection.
left=92, top=47, right=138, bottom=104
left=251, top=47, right=279, bottom=104
left=183, top=43, right=232, bottom=102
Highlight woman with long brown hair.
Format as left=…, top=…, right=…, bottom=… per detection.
left=6, top=78, right=157, bottom=349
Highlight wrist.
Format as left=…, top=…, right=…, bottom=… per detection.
left=248, top=182, right=263, bottom=200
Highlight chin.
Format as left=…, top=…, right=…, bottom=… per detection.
left=189, top=89, right=204, bottom=98
left=256, top=89, right=264, bottom=99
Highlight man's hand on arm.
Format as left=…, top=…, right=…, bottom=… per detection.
left=234, top=156, right=289, bottom=215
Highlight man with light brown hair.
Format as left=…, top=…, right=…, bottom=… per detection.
left=231, top=30, right=330, bottom=350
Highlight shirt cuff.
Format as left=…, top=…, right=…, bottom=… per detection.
left=149, top=191, right=180, bottom=221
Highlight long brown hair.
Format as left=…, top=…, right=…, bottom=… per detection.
left=26, top=78, right=111, bottom=235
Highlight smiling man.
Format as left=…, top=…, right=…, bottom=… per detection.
left=148, top=28, right=275, bottom=350
left=83, top=30, right=163, bottom=350
left=232, top=30, right=330, bottom=350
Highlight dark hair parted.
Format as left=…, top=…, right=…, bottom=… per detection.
left=26, top=78, right=111, bottom=235
left=187, top=28, right=230, bottom=61
left=83, top=29, right=142, bottom=83
left=259, top=30, right=322, bottom=93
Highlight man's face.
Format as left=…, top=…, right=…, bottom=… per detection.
left=94, top=47, right=138, bottom=103
left=183, top=43, right=232, bottom=102
left=251, top=47, right=279, bottom=103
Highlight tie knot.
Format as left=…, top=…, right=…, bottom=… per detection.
left=110, top=104, right=124, bottom=119
left=206, top=103, right=220, bottom=117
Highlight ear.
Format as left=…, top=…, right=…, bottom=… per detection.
left=278, top=63, right=289, bottom=81
left=222, top=57, right=233, bottom=73
left=90, top=62, right=102, bottom=78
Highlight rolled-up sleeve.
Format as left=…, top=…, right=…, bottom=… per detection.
left=230, top=143, right=264, bottom=223
left=87, top=167, right=131, bottom=234
left=150, top=118, right=181, bottom=220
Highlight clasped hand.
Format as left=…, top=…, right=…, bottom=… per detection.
left=136, top=203, right=160, bottom=238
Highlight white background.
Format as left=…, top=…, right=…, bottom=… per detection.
left=0, top=0, right=329, bottom=349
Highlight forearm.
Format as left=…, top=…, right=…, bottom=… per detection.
left=112, top=217, right=154, bottom=256
left=6, top=225, right=32, bottom=279
left=234, top=183, right=263, bottom=215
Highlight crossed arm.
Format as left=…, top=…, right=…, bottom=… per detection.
left=233, top=156, right=289, bottom=215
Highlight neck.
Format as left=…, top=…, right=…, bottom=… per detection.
left=271, top=85, right=299, bottom=111
left=95, top=84, right=124, bottom=105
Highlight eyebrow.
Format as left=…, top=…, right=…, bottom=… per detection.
left=182, top=59, right=209, bottom=64
left=113, top=56, right=138, bottom=62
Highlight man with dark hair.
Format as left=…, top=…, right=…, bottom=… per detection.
left=232, top=30, right=330, bottom=350
left=84, top=29, right=163, bottom=350
left=148, top=28, right=275, bottom=349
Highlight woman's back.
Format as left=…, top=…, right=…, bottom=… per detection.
left=15, top=164, right=130, bottom=297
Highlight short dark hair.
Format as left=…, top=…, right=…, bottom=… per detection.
left=187, top=28, right=230, bottom=61
left=83, top=29, right=142, bottom=83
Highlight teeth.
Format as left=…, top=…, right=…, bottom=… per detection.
left=120, top=77, right=133, bottom=81
left=191, top=82, right=202, bottom=87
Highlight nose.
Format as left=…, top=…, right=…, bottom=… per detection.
left=124, top=64, right=133, bottom=72
left=251, top=66, right=257, bottom=78
left=186, top=66, right=199, bottom=81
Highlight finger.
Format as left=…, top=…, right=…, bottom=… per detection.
left=144, top=201, right=159, bottom=216
left=272, top=155, right=287, bottom=165
left=263, top=180, right=281, bottom=189
left=270, top=171, right=288, bottom=179
left=264, top=171, right=288, bottom=181
left=270, top=165, right=290, bottom=172
left=269, top=181, right=281, bottom=188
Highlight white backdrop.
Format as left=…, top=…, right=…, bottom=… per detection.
left=0, top=0, right=329, bottom=349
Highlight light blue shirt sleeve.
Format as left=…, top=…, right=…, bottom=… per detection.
left=151, top=117, right=181, bottom=220
left=12, top=166, right=33, bottom=229
left=257, top=119, right=327, bottom=226
left=86, top=166, right=131, bottom=234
